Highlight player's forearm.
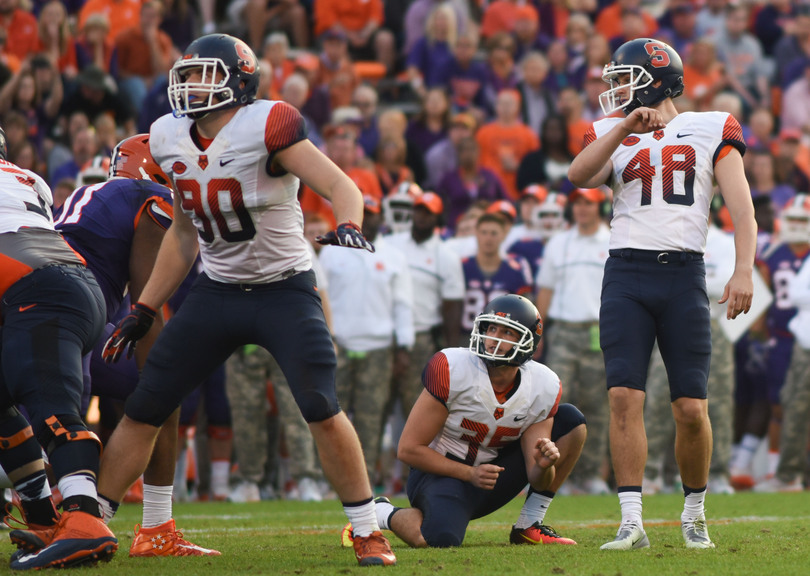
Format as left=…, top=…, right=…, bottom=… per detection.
left=568, top=127, right=625, bottom=187
left=398, top=445, right=473, bottom=483
left=329, top=178, right=364, bottom=226
left=138, top=225, right=199, bottom=310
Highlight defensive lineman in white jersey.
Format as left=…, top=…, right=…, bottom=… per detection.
left=569, top=38, right=757, bottom=550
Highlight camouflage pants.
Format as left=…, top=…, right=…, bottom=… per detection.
left=336, top=346, right=393, bottom=481
left=389, top=331, right=437, bottom=418
left=226, top=346, right=321, bottom=483
left=545, top=322, right=608, bottom=480
left=645, top=319, right=732, bottom=479
left=776, top=343, right=810, bottom=482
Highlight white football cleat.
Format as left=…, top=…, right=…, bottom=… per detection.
left=601, top=522, right=650, bottom=550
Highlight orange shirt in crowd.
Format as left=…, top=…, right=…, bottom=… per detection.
left=115, top=25, right=173, bottom=77
left=34, top=38, right=78, bottom=75
left=314, top=0, right=384, bottom=37
left=568, top=119, right=591, bottom=156
left=299, top=166, right=383, bottom=228
left=79, top=0, right=143, bottom=44
left=480, top=1, right=539, bottom=39
left=269, top=59, right=297, bottom=100
left=0, top=8, right=40, bottom=62
left=476, top=121, right=540, bottom=201
left=595, top=4, right=658, bottom=40
left=683, top=64, right=724, bottom=108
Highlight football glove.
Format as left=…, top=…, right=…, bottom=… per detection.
left=316, top=221, right=375, bottom=253
left=102, top=302, right=157, bottom=363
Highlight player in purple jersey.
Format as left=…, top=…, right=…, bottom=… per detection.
left=734, top=195, right=810, bottom=487
left=460, top=213, right=534, bottom=343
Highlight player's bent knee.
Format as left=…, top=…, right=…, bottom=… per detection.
left=551, top=403, right=587, bottom=440
left=423, top=529, right=463, bottom=548
left=125, top=388, right=175, bottom=427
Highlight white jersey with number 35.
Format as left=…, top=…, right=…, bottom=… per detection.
left=150, top=100, right=312, bottom=284
left=585, top=111, right=745, bottom=253
left=422, top=348, right=562, bottom=466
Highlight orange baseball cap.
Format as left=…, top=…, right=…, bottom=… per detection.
left=414, top=191, right=444, bottom=214
left=485, top=200, right=517, bottom=221
left=569, top=187, right=607, bottom=203
left=521, top=184, right=549, bottom=202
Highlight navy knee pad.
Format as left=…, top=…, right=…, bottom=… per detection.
left=551, top=403, right=587, bottom=441
left=297, top=389, right=341, bottom=423
left=423, top=529, right=464, bottom=548
left=125, top=386, right=175, bottom=427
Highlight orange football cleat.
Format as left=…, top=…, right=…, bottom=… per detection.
left=129, top=519, right=221, bottom=557
left=510, top=522, right=577, bottom=545
left=352, top=530, right=396, bottom=566
left=9, top=510, right=117, bottom=569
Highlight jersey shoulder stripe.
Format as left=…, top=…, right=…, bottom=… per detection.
left=423, top=351, right=451, bottom=405
left=264, top=101, right=308, bottom=155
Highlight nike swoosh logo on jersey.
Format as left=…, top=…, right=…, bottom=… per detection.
left=220, top=158, right=235, bottom=166
left=513, top=415, right=527, bottom=422
left=676, top=132, right=693, bottom=138
left=18, top=304, right=37, bottom=312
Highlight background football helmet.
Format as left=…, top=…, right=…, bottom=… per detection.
left=168, top=33, right=260, bottom=118
left=469, top=294, right=543, bottom=366
left=530, top=191, right=567, bottom=240
left=599, top=38, right=684, bottom=116
left=383, top=182, right=422, bottom=234
left=109, top=133, right=171, bottom=187
left=76, top=155, right=110, bottom=187
left=780, top=194, right=810, bottom=244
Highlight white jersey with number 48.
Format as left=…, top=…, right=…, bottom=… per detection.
left=585, top=110, right=745, bottom=253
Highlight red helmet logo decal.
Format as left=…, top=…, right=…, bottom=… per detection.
left=644, top=42, right=671, bottom=68
left=234, top=40, right=256, bottom=74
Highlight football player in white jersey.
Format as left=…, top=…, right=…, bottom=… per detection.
left=344, top=295, right=586, bottom=548
left=568, top=38, right=757, bottom=550
left=95, top=34, right=395, bottom=567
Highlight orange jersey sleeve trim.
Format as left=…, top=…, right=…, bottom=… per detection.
left=133, top=196, right=175, bottom=231
left=264, top=101, right=308, bottom=155
left=423, top=351, right=451, bottom=405
left=548, top=384, right=562, bottom=419
left=0, top=253, right=34, bottom=302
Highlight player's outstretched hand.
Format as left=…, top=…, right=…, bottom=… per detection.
left=469, top=463, right=504, bottom=490
left=621, top=107, right=667, bottom=134
left=102, top=302, right=157, bottom=363
left=534, top=437, right=560, bottom=470
left=316, top=221, right=375, bottom=252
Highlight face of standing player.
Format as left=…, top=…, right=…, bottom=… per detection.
left=483, top=322, right=519, bottom=358
left=476, top=220, right=506, bottom=257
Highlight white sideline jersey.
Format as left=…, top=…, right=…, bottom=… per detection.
left=0, top=159, right=54, bottom=233
left=423, top=347, right=562, bottom=466
left=585, top=111, right=745, bottom=253
left=150, top=100, right=312, bottom=283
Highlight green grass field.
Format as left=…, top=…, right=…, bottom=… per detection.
left=59, top=491, right=808, bottom=576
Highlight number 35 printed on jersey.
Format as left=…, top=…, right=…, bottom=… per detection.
left=623, top=144, right=696, bottom=207
left=176, top=178, right=256, bottom=242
